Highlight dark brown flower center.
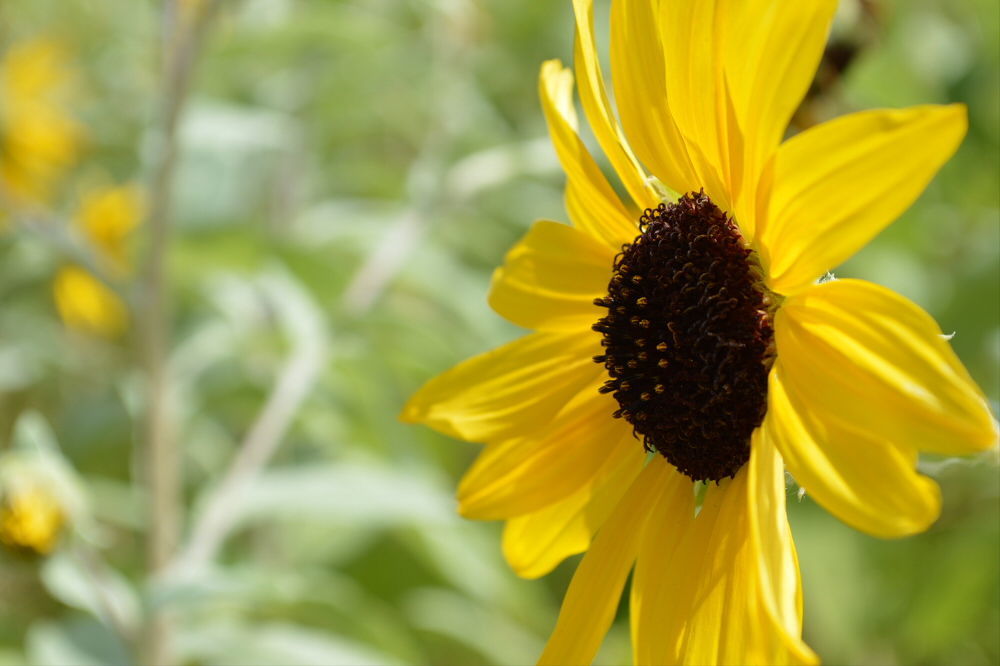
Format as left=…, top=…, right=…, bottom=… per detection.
left=592, top=191, right=774, bottom=482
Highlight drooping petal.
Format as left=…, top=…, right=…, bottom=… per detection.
left=774, top=279, right=998, bottom=457
left=761, top=105, right=967, bottom=294
left=539, top=59, right=639, bottom=249
left=632, top=448, right=815, bottom=666
left=502, top=444, right=645, bottom=579
left=487, top=220, right=613, bottom=332
left=537, top=458, right=669, bottom=666
left=765, top=364, right=942, bottom=538
left=457, top=388, right=634, bottom=520
left=721, top=0, right=837, bottom=232
left=571, top=0, right=659, bottom=210
left=610, top=0, right=698, bottom=198
left=400, top=330, right=602, bottom=442
left=630, top=461, right=696, bottom=665
left=745, top=429, right=817, bottom=665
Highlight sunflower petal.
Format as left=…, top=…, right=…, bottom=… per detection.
left=537, top=458, right=669, bottom=666
left=765, top=364, right=942, bottom=538
left=762, top=105, right=967, bottom=294
left=745, top=429, right=818, bottom=665
left=571, top=0, right=659, bottom=209
left=656, top=0, right=731, bottom=209
left=502, top=444, right=645, bottom=579
left=400, top=331, right=602, bottom=442
left=632, top=450, right=815, bottom=666
left=721, top=0, right=837, bottom=227
left=488, top=220, right=613, bottom=332
left=775, top=279, right=998, bottom=457
left=539, top=59, right=638, bottom=249
left=630, top=462, right=696, bottom=665
left=610, top=0, right=698, bottom=198
left=457, top=388, right=634, bottom=520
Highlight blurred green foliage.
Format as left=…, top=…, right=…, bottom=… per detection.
left=0, top=0, right=996, bottom=664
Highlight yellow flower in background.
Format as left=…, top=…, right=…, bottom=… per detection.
left=0, top=37, right=84, bottom=206
left=403, top=1, right=998, bottom=664
left=0, top=484, right=65, bottom=555
left=53, top=265, right=129, bottom=338
left=75, top=184, right=143, bottom=274
left=53, top=185, right=143, bottom=337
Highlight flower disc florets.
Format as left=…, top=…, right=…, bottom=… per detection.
left=592, top=192, right=774, bottom=482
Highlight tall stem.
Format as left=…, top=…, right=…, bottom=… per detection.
left=139, top=2, right=214, bottom=663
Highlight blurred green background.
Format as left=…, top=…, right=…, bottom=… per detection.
left=0, top=0, right=996, bottom=664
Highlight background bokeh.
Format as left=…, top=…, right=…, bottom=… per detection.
left=0, top=0, right=997, bottom=664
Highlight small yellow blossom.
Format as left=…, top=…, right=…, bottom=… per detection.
left=0, top=38, right=84, bottom=205
left=53, top=265, right=129, bottom=338
left=0, top=484, right=65, bottom=555
left=75, top=184, right=143, bottom=274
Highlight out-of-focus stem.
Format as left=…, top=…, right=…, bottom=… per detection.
left=139, top=1, right=216, bottom=664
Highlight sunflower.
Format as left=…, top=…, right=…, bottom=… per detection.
left=403, top=1, right=998, bottom=663
left=0, top=483, right=65, bottom=555
left=53, top=185, right=142, bottom=338
left=0, top=448, right=73, bottom=556
left=0, top=37, right=83, bottom=207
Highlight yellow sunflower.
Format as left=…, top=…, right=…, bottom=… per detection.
left=0, top=483, right=65, bottom=555
left=403, top=1, right=998, bottom=664
left=0, top=37, right=84, bottom=206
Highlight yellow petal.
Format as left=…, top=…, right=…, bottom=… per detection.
left=775, top=279, right=998, bottom=457
left=610, top=0, right=698, bottom=198
left=632, top=450, right=816, bottom=666
left=655, top=0, right=732, bottom=212
left=537, top=458, right=669, bottom=666
left=539, top=60, right=638, bottom=249
left=52, top=266, right=128, bottom=338
left=570, top=0, right=659, bottom=210
left=721, top=0, right=837, bottom=231
left=762, top=105, right=967, bottom=294
left=457, top=388, right=633, bottom=520
left=488, top=220, right=613, bottom=332
left=765, top=364, right=941, bottom=538
left=746, top=429, right=818, bottom=666
left=502, top=444, right=645, bottom=579
left=400, top=330, right=602, bottom=443
left=630, top=463, right=697, bottom=665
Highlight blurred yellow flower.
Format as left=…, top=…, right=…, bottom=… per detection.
left=404, top=1, right=998, bottom=664
left=75, top=184, right=143, bottom=274
left=53, top=265, right=129, bottom=338
left=0, top=484, right=65, bottom=555
left=53, top=185, right=143, bottom=337
left=0, top=38, right=84, bottom=206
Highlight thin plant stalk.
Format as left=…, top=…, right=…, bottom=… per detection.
left=138, top=1, right=217, bottom=663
